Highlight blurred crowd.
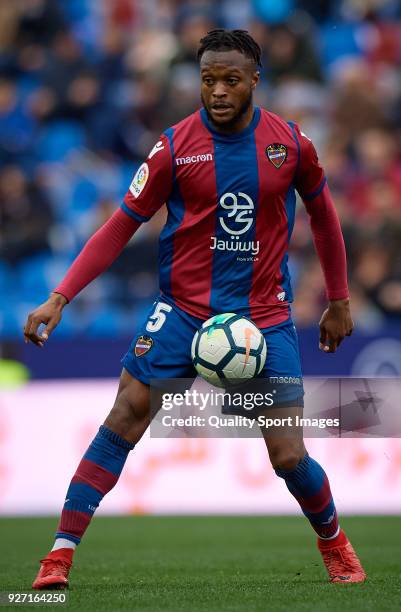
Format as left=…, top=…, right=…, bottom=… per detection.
left=0, top=0, right=401, bottom=337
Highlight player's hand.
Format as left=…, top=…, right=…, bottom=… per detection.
left=319, top=298, right=353, bottom=353
left=24, top=293, right=68, bottom=347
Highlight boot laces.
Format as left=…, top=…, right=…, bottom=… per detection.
left=40, top=558, right=70, bottom=577
left=323, top=546, right=353, bottom=577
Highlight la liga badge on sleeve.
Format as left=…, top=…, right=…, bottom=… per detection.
left=129, top=162, right=149, bottom=198
left=134, top=335, right=154, bottom=357
left=266, top=143, right=287, bottom=168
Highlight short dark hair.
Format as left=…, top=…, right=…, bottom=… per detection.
left=197, top=29, right=262, bottom=69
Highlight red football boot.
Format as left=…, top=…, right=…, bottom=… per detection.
left=318, top=529, right=366, bottom=583
left=32, top=549, right=73, bottom=590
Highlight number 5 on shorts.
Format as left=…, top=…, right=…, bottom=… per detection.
left=146, top=302, right=172, bottom=332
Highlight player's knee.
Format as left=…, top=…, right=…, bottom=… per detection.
left=269, top=442, right=305, bottom=472
left=273, top=453, right=303, bottom=471
left=104, top=396, right=149, bottom=444
left=104, top=372, right=150, bottom=441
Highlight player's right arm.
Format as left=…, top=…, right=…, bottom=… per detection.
left=23, top=134, right=173, bottom=346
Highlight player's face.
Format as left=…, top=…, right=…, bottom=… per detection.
left=200, top=49, right=259, bottom=133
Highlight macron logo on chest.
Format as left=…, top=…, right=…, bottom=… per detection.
left=176, top=153, right=213, bottom=166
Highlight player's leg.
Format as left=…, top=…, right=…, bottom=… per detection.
left=262, top=415, right=365, bottom=583
left=32, top=371, right=152, bottom=590
left=32, top=296, right=199, bottom=589
left=54, top=370, right=152, bottom=548
left=261, top=409, right=339, bottom=540
left=259, top=320, right=366, bottom=583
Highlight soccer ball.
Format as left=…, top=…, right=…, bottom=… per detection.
left=191, top=313, right=267, bottom=388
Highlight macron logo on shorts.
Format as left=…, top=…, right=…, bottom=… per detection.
left=176, top=153, right=213, bottom=166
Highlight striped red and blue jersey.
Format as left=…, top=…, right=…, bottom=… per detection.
left=122, top=107, right=327, bottom=328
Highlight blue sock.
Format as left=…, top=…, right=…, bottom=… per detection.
left=56, top=425, right=135, bottom=544
left=275, top=454, right=339, bottom=538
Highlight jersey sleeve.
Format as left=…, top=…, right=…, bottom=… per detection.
left=53, top=208, right=141, bottom=302
left=292, top=124, right=326, bottom=201
left=290, top=124, right=349, bottom=300
left=122, top=133, right=173, bottom=222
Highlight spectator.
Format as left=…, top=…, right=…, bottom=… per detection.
left=262, top=23, right=323, bottom=84
left=15, top=0, right=66, bottom=46
left=0, top=166, right=54, bottom=264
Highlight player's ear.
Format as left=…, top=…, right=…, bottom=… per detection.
left=251, top=70, right=260, bottom=89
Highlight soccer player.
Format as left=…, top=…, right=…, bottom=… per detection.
left=25, top=29, right=366, bottom=588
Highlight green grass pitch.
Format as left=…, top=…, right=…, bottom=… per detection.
left=0, top=516, right=400, bottom=611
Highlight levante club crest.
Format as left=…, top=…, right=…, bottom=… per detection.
left=134, top=335, right=153, bottom=357
left=266, top=143, right=287, bottom=168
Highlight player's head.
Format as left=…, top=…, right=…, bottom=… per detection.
left=197, top=29, right=261, bottom=131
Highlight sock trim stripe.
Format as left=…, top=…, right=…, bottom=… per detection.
left=99, top=425, right=135, bottom=450
left=318, top=526, right=341, bottom=542
left=73, top=458, right=119, bottom=495
left=55, top=532, right=81, bottom=545
left=84, top=442, right=129, bottom=475
left=58, top=509, right=93, bottom=538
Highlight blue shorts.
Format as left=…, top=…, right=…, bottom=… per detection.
left=122, top=295, right=304, bottom=407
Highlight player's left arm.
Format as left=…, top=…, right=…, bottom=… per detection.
left=294, top=126, right=353, bottom=353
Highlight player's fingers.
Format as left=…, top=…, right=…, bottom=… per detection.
left=25, top=332, right=44, bottom=347
left=346, top=319, right=354, bottom=336
left=27, top=316, right=40, bottom=338
left=25, top=314, right=46, bottom=347
left=324, top=337, right=338, bottom=353
left=41, top=316, right=59, bottom=341
left=24, top=317, right=35, bottom=343
left=319, top=326, right=327, bottom=350
left=23, top=314, right=33, bottom=343
left=26, top=330, right=45, bottom=347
